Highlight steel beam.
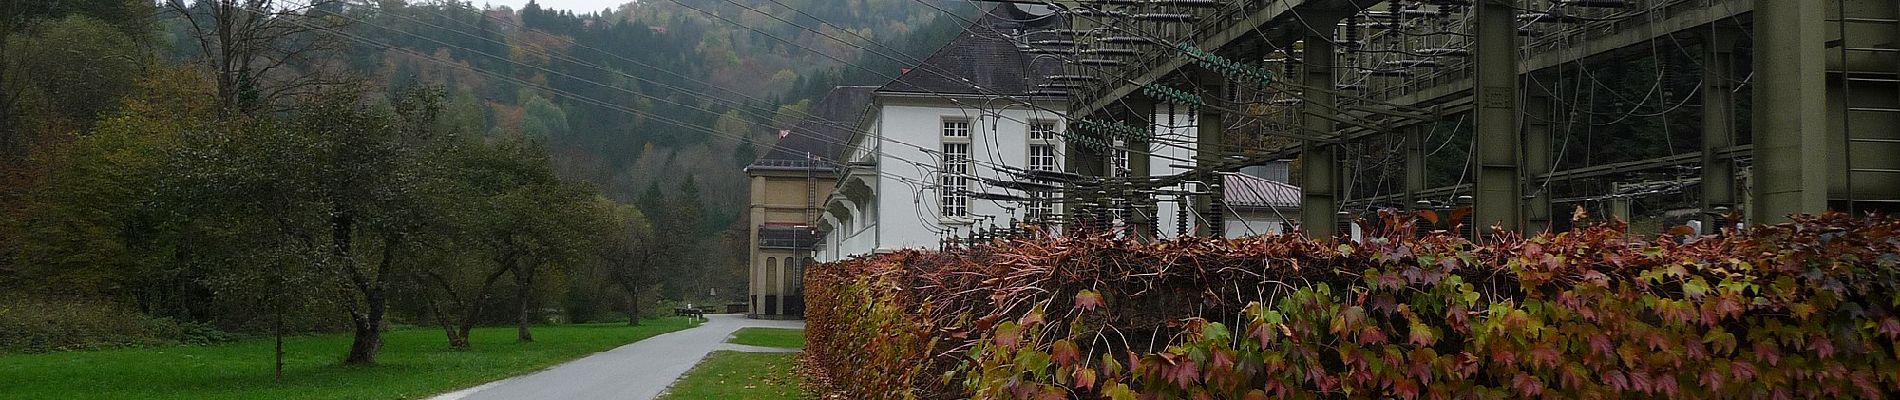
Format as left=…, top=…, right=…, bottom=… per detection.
left=1472, top=0, right=1522, bottom=237
left=1195, top=71, right=1226, bottom=237
left=1300, top=34, right=1340, bottom=238
left=1524, top=84, right=1553, bottom=233
left=1751, top=0, right=1830, bottom=223
left=1122, top=97, right=1158, bottom=241
left=1404, top=124, right=1426, bottom=210
left=1075, top=0, right=1371, bottom=116
left=1067, top=119, right=1109, bottom=232
left=1701, top=28, right=1740, bottom=228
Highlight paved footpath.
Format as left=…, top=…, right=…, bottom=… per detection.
left=433, top=314, right=806, bottom=400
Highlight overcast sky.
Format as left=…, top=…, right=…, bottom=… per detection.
left=481, top=0, right=632, bottom=13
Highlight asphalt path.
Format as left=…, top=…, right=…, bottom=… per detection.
left=434, top=314, right=805, bottom=400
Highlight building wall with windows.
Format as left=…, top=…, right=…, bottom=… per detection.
left=744, top=86, right=875, bottom=319
left=815, top=95, right=1068, bottom=262
left=809, top=3, right=1071, bottom=262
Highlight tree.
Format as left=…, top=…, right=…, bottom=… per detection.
left=168, top=87, right=457, bottom=364
left=598, top=201, right=663, bottom=325
left=0, top=15, right=144, bottom=161
left=164, top=0, right=346, bottom=117
left=519, top=92, right=569, bottom=140
left=502, top=177, right=607, bottom=342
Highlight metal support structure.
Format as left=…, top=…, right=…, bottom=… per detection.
left=1701, top=28, right=1740, bottom=228
left=1300, top=33, right=1340, bottom=238
left=1609, top=182, right=1633, bottom=227
left=1523, top=84, right=1553, bottom=233
left=1751, top=0, right=1830, bottom=223
left=1121, top=97, right=1158, bottom=240
left=1195, top=71, right=1227, bottom=237
left=1471, top=0, right=1523, bottom=237
left=1403, top=123, right=1426, bottom=211
left=1067, top=120, right=1109, bottom=231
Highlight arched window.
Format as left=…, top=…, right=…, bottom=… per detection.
left=793, top=257, right=814, bottom=290
left=767, top=257, right=780, bottom=293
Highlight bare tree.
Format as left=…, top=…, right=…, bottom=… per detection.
left=164, top=0, right=347, bottom=117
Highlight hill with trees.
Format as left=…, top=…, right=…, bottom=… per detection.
left=0, top=0, right=964, bottom=365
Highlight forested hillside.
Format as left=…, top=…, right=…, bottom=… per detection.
left=269, top=0, right=969, bottom=226
left=0, top=0, right=963, bottom=357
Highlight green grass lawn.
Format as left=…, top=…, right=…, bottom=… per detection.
left=726, top=327, right=804, bottom=349
left=0, top=318, right=698, bottom=400
left=659, top=351, right=808, bottom=400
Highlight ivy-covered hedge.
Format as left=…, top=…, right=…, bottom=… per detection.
left=804, top=213, right=1900, bottom=399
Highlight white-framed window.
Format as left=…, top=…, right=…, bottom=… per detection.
left=1026, top=144, right=1057, bottom=221
left=942, top=119, right=971, bottom=138
left=1111, top=139, right=1130, bottom=178
left=940, top=142, right=970, bottom=217
left=1028, top=120, right=1057, bottom=141
left=1028, top=144, right=1057, bottom=172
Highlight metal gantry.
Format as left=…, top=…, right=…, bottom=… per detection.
left=1036, top=0, right=1900, bottom=239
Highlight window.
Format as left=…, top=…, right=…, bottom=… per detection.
left=940, top=142, right=970, bottom=217
left=1028, top=144, right=1057, bottom=172
left=942, top=119, right=971, bottom=138
left=766, top=257, right=779, bottom=292
left=1026, top=120, right=1059, bottom=223
left=1026, top=144, right=1057, bottom=221
left=1028, top=121, right=1057, bottom=141
left=1110, top=139, right=1130, bottom=178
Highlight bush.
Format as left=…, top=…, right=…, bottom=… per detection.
left=804, top=212, right=1900, bottom=399
left=0, top=296, right=243, bottom=353
left=0, top=296, right=168, bottom=353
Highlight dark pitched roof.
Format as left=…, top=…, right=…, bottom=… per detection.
left=878, top=4, right=1067, bottom=97
left=751, top=86, right=877, bottom=170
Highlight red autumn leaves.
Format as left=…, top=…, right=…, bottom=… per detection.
left=805, top=212, right=1900, bottom=399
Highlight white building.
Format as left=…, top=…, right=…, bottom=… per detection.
left=809, top=4, right=1305, bottom=262
left=1144, top=106, right=1304, bottom=239
left=813, top=4, right=1071, bottom=262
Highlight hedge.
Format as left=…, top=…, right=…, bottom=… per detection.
left=804, top=212, right=1900, bottom=399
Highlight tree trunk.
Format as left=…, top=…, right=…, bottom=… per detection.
left=513, top=263, right=535, bottom=342
left=625, top=284, right=641, bottom=326
left=340, top=231, right=394, bottom=365
left=343, top=314, right=382, bottom=365
left=418, top=278, right=469, bottom=350
left=443, top=324, right=469, bottom=350
left=274, top=307, right=284, bottom=382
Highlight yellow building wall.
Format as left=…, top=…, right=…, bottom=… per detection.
left=746, top=170, right=836, bottom=318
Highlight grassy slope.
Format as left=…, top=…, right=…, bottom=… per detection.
left=726, top=327, right=805, bottom=349
left=0, top=318, right=698, bottom=400
left=659, top=351, right=808, bottom=400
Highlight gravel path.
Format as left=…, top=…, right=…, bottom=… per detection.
left=433, top=314, right=805, bottom=400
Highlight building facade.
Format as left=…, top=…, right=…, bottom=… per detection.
left=744, top=86, right=874, bottom=319
left=813, top=4, right=1073, bottom=262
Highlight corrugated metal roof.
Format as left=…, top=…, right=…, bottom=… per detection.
left=1225, top=174, right=1302, bottom=209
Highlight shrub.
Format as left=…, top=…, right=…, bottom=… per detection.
left=0, top=296, right=245, bottom=353
left=804, top=212, right=1900, bottom=399
left=0, top=295, right=168, bottom=352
